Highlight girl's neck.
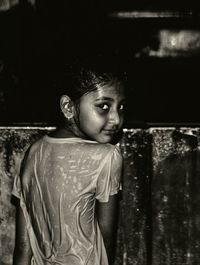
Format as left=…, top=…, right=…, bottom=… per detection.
left=49, top=124, right=87, bottom=140
left=49, top=128, right=76, bottom=138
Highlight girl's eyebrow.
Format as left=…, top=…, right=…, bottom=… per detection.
left=95, top=96, right=114, bottom=102
left=95, top=97, right=126, bottom=102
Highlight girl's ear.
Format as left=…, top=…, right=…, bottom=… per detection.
left=60, top=95, right=74, bottom=119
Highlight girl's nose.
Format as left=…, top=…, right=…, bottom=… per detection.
left=109, top=110, right=120, bottom=126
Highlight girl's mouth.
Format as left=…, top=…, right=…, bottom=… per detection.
left=102, top=129, right=117, bottom=135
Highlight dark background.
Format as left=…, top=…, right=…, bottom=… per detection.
left=1, top=0, right=200, bottom=126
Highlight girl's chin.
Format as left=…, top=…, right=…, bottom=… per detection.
left=95, top=135, right=113, bottom=144
left=84, top=132, right=115, bottom=144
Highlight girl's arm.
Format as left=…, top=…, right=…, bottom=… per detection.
left=13, top=205, right=32, bottom=265
left=96, top=194, right=119, bottom=265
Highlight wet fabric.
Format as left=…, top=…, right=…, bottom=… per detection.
left=12, top=135, right=123, bottom=265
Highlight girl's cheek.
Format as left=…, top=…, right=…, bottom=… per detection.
left=95, top=110, right=109, bottom=118
left=120, top=116, right=124, bottom=127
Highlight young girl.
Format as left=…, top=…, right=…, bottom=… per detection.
left=12, top=59, right=126, bottom=265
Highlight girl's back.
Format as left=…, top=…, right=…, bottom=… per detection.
left=13, top=135, right=122, bottom=265
left=12, top=58, right=126, bottom=265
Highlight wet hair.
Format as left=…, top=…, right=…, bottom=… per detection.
left=60, top=55, right=127, bottom=102
left=54, top=55, right=127, bottom=128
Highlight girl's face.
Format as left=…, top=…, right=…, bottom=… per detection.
left=76, top=83, right=126, bottom=143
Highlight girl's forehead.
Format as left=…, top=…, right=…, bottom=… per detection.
left=92, top=83, right=125, bottom=99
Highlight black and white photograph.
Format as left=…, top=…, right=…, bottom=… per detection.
left=1, top=1, right=200, bottom=265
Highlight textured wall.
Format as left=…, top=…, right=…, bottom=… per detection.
left=151, top=129, right=200, bottom=265
left=1, top=127, right=200, bottom=265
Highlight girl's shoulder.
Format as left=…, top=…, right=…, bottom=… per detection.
left=82, top=141, right=123, bottom=160
left=42, top=134, right=119, bottom=151
left=23, top=135, right=47, bottom=162
left=27, top=136, right=45, bottom=154
left=99, top=143, right=122, bottom=155
left=28, top=135, right=123, bottom=160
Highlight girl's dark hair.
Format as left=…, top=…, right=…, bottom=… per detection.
left=53, top=55, right=127, bottom=127
left=60, top=55, right=127, bottom=102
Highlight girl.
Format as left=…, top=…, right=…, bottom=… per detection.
left=12, top=59, right=126, bottom=265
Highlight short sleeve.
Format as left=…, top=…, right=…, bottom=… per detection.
left=95, top=145, right=123, bottom=203
left=12, top=173, right=22, bottom=199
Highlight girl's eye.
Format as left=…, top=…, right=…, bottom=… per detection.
left=119, top=104, right=125, bottom=111
left=98, top=104, right=109, bottom=110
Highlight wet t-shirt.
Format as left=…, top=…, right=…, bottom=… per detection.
left=12, top=135, right=123, bottom=265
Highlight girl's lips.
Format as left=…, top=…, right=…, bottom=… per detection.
left=102, top=129, right=118, bottom=134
